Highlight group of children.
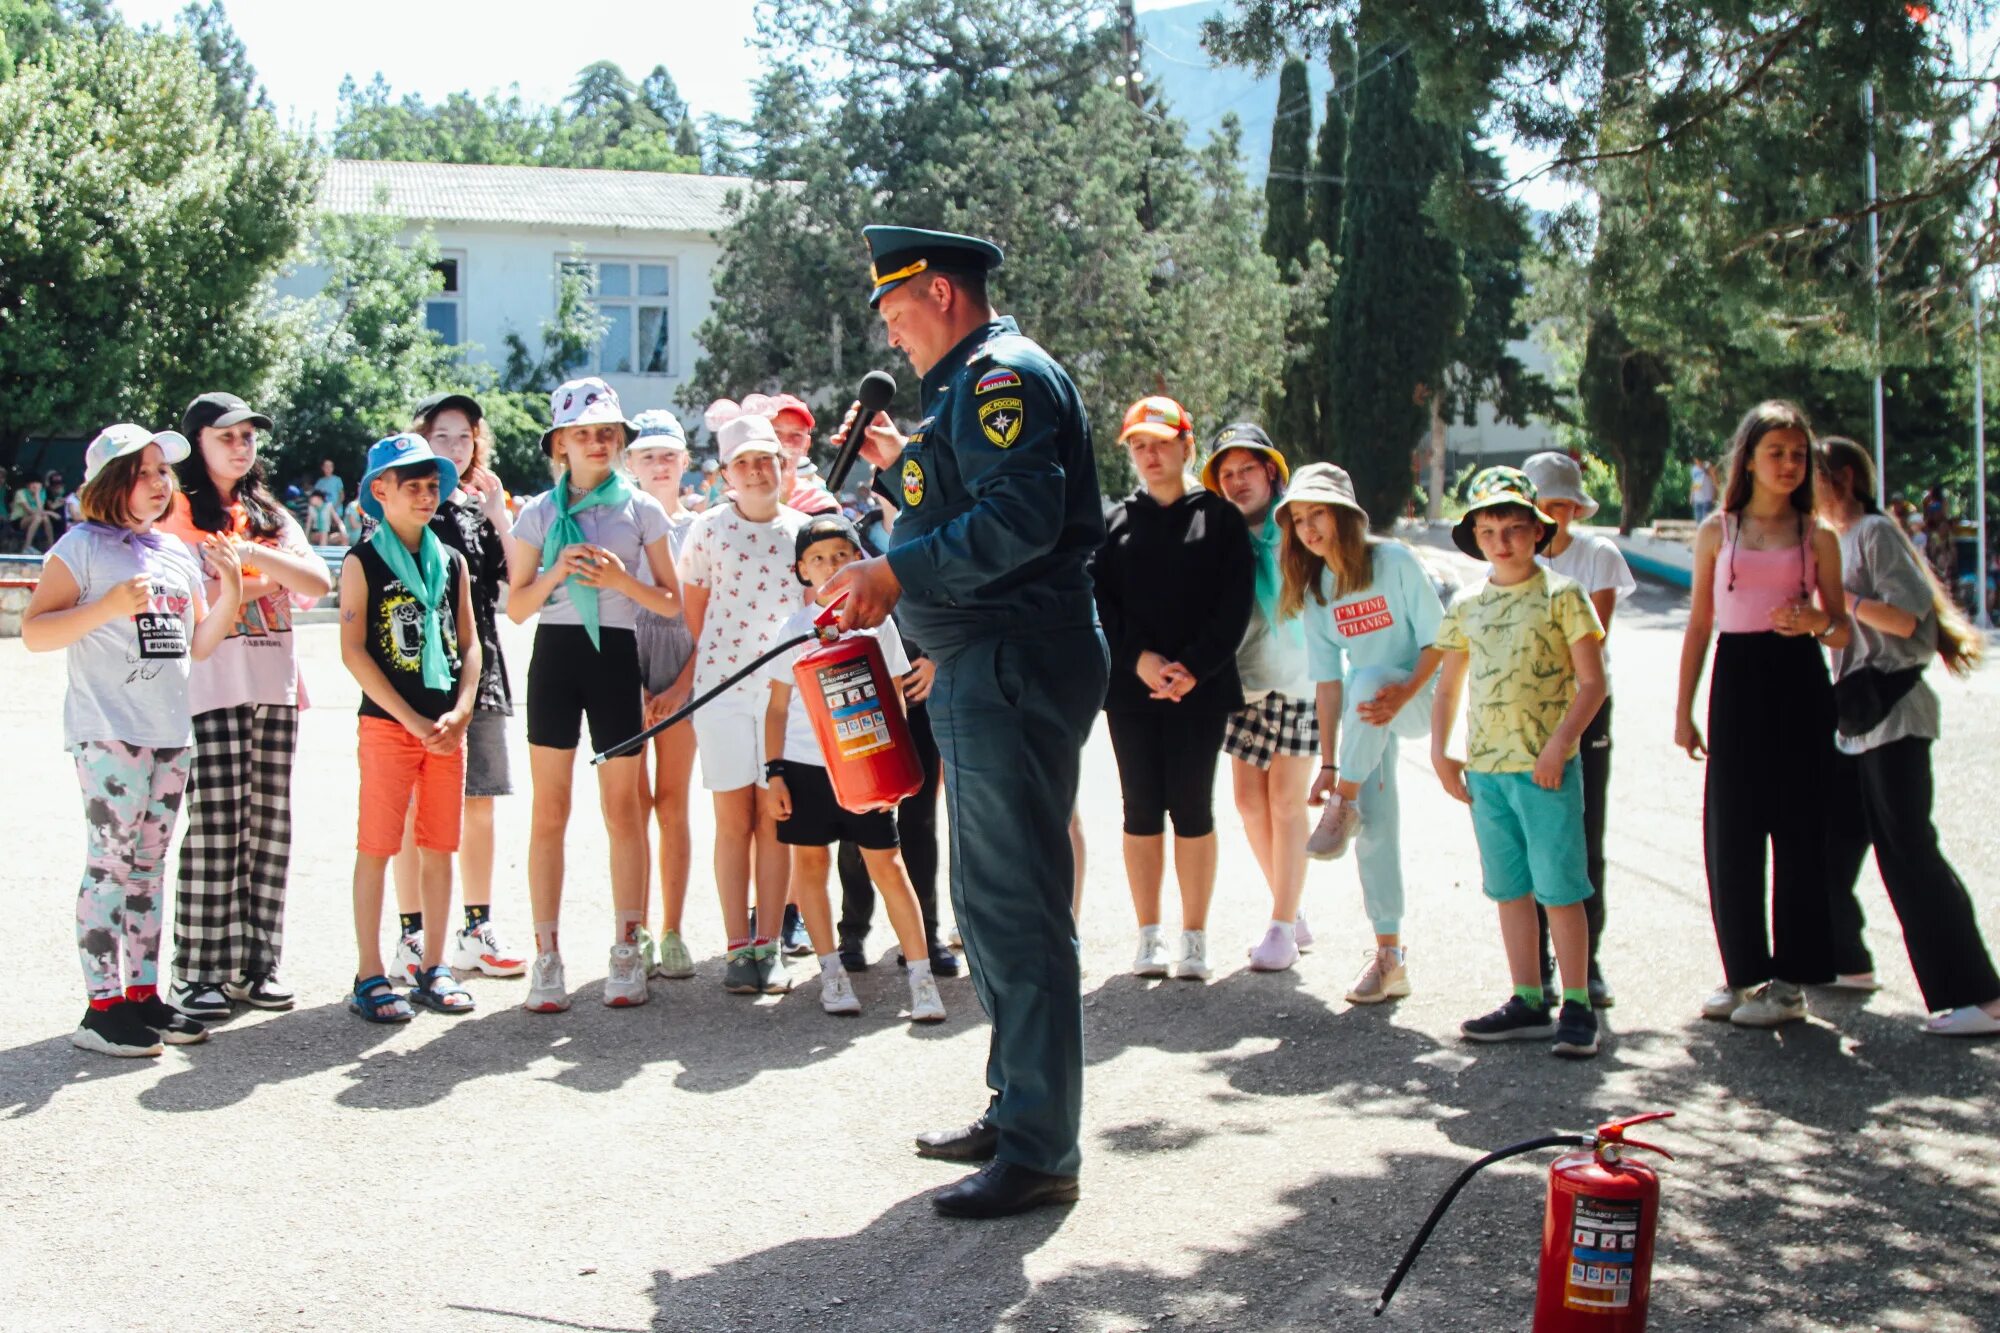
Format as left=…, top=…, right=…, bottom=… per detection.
left=31, top=377, right=949, bottom=1057
left=33, top=378, right=1997, bottom=1061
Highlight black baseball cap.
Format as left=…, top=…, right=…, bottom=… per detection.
left=413, top=391, right=484, bottom=425
left=794, top=514, right=864, bottom=566
left=181, top=391, right=273, bottom=439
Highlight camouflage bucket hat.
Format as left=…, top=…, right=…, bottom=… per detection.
left=1451, top=465, right=1556, bottom=559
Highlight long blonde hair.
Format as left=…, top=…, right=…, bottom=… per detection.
left=1816, top=436, right=1982, bottom=677
left=1278, top=502, right=1373, bottom=620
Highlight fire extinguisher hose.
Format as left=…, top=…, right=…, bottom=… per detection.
left=1372, top=1133, right=1589, bottom=1317
left=589, top=632, right=815, bottom=766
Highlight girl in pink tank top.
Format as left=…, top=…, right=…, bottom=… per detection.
left=1674, top=401, right=1851, bottom=1028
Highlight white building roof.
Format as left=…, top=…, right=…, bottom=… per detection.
left=320, top=158, right=760, bottom=234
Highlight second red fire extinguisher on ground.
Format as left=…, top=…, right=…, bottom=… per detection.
left=792, top=598, right=923, bottom=814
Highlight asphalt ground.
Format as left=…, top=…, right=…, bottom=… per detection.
left=2, top=529, right=1996, bottom=1332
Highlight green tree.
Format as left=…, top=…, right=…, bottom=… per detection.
left=172, top=1, right=266, bottom=128
left=1261, top=56, right=1321, bottom=459
left=0, top=19, right=315, bottom=466
left=692, top=0, right=1291, bottom=494
left=1308, top=30, right=1352, bottom=462
left=1325, top=13, right=1464, bottom=526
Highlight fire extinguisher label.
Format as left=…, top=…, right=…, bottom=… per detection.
left=813, top=658, right=893, bottom=759
left=1564, top=1196, right=1640, bottom=1310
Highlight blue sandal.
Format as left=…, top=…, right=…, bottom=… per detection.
left=349, top=975, right=413, bottom=1024
left=408, top=965, right=476, bottom=1015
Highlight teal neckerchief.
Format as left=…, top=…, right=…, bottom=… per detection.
left=543, top=469, right=632, bottom=649
left=1248, top=511, right=1291, bottom=637
left=369, top=522, right=454, bottom=690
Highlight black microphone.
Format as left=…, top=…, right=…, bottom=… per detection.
left=824, top=370, right=897, bottom=494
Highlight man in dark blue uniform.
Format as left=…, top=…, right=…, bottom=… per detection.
left=824, top=225, right=1108, bottom=1219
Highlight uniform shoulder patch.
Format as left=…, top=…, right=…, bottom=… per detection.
left=978, top=397, right=1024, bottom=449
left=975, top=368, right=1022, bottom=395
left=901, top=457, right=926, bottom=506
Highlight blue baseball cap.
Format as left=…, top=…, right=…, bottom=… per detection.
left=359, top=433, right=459, bottom=520
left=630, top=409, right=689, bottom=451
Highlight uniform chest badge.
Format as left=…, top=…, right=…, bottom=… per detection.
left=978, top=397, right=1024, bottom=448
left=901, top=458, right=926, bottom=507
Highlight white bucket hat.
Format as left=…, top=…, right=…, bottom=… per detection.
left=84, top=424, right=190, bottom=483
left=716, top=414, right=782, bottom=465
left=540, top=377, right=636, bottom=455
left=1521, top=451, right=1598, bottom=520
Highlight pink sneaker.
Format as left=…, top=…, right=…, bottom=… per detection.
left=1247, top=924, right=1300, bottom=972
left=1307, top=796, right=1361, bottom=860
left=1294, top=914, right=1315, bottom=952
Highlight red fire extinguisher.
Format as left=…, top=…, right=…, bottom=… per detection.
left=1376, top=1111, right=1675, bottom=1330
left=791, top=599, right=923, bottom=813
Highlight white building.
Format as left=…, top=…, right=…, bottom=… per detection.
left=294, top=159, right=761, bottom=415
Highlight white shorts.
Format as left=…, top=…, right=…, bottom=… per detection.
left=692, top=697, right=766, bottom=792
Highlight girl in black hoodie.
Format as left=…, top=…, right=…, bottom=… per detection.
left=1091, top=397, right=1255, bottom=984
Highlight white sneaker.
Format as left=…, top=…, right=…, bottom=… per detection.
left=1828, top=972, right=1881, bottom=992
left=1345, top=947, right=1411, bottom=1004
left=1730, top=980, right=1806, bottom=1028
left=1247, top=923, right=1300, bottom=972
left=651, top=929, right=696, bottom=979
left=908, top=971, right=946, bottom=1023
left=449, top=921, right=528, bottom=977
left=393, top=932, right=423, bottom=987
left=1176, top=930, right=1211, bottom=982
left=1132, top=929, right=1171, bottom=978
left=524, top=951, right=570, bottom=1014
left=1700, top=984, right=1746, bottom=1021
left=1924, top=1005, right=2000, bottom=1037
left=1294, top=913, right=1315, bottom=952
left=603, top=943, right=649, bottom=1008
left=820, top=966, right=862, bottom=1016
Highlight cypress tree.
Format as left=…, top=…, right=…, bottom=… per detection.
left=1326, top=13, right=1464, bottom=526
left=1309, top=31, right=1352, bottom=461
left=1262, top=56, right=1317, bottom=458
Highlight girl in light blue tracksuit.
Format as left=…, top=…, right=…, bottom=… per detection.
left=1275, top=464, right=1444, bottom=1005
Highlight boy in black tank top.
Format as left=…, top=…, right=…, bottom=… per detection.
left=337, top=436, right=482, bottom=1022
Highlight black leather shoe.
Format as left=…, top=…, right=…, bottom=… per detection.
left=915, top=1115, right=998, bottom=1161
left=897, top=942, right=962, bottom=978
left=838, top=935, right=869, bottom=972
left=932, top=1160, right=1079, bottom=1219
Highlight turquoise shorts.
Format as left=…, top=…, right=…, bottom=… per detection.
left=1465, top=760, right=1595, bottom=908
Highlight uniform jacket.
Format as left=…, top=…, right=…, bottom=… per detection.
left=877, top=316, right=1105, bottom=652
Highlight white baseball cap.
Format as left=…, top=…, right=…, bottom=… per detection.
left=717, top=414, right=782, bottom=465
left=84, top=424, right=190, bottom=483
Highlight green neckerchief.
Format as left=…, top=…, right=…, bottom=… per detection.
left=1248, top=511, right=1291, bottom=638
left=543, top=469, right=632, bottom=649
left=369, top=522, right=454, bottom=690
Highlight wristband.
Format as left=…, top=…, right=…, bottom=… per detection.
left=1320, top=764, right=1337, bottom=772
left=764, top=759, right=788, bottom=780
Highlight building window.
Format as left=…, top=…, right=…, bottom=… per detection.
left=426, top=254, right=465, bottom=345
left=570, top=258, right=673, bottom=376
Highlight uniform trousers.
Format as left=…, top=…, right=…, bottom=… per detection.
left=928, top=627, right=1107, bottom=1177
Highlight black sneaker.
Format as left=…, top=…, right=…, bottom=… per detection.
left=838, top=934, right=870, bottom=972
left=131, top=994, right=209, bottom=1045
left=169, top=978, right=233, bottom=1021
left=780, top=905, right=812, bottom=957
left=223, top=971, right=295, bottom=1011
left=1587, top=972, right=1615, bottom=1009
left=71, top=1004, right=164, bottom=1058
left=1461, top=996, right=1557, bottom=1043
left=1552, top=1000, right=1600, bottom=1059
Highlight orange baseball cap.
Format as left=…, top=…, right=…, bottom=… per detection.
left=1118, top=395, right=1193, bottom=444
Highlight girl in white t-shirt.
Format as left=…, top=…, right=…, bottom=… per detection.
left=1523, top=452, right=1635, bottom=1008
left=674, top=409, right=808, bottom=996
left=23, top=426, right=243, bottom=1058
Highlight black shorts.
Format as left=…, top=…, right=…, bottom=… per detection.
left=526, top=623, right=643, bottom=753
left=776, top=761, right=898, bottom=850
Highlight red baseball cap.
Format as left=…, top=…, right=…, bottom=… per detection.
left=767, top=394, right=815, bottom=430
left=1118, top=395, right=1193, bottom=444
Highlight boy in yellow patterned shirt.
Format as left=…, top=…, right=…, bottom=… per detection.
left=1431, top=467, right=1607, bottom=1057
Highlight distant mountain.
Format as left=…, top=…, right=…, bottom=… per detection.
left=1137, top=1, right=1330, bottom=182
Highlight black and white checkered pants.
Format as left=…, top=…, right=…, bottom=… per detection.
left=1222, top=692, right=1320, bottom=769
left=173, top=704, right=298, bottom=983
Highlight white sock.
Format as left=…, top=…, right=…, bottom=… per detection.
left=1141, top=923, right=1164, bottom=940
left=1182, top=928, right=1206, bottom=947
left=907, top=958, right=933, bottom=984
left=818, top=952, right=844, bottom=980
left=1269, top=919, right=1297, bottom=943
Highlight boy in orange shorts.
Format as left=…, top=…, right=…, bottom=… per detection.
left=338, top=434, right=481, bottom=1022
